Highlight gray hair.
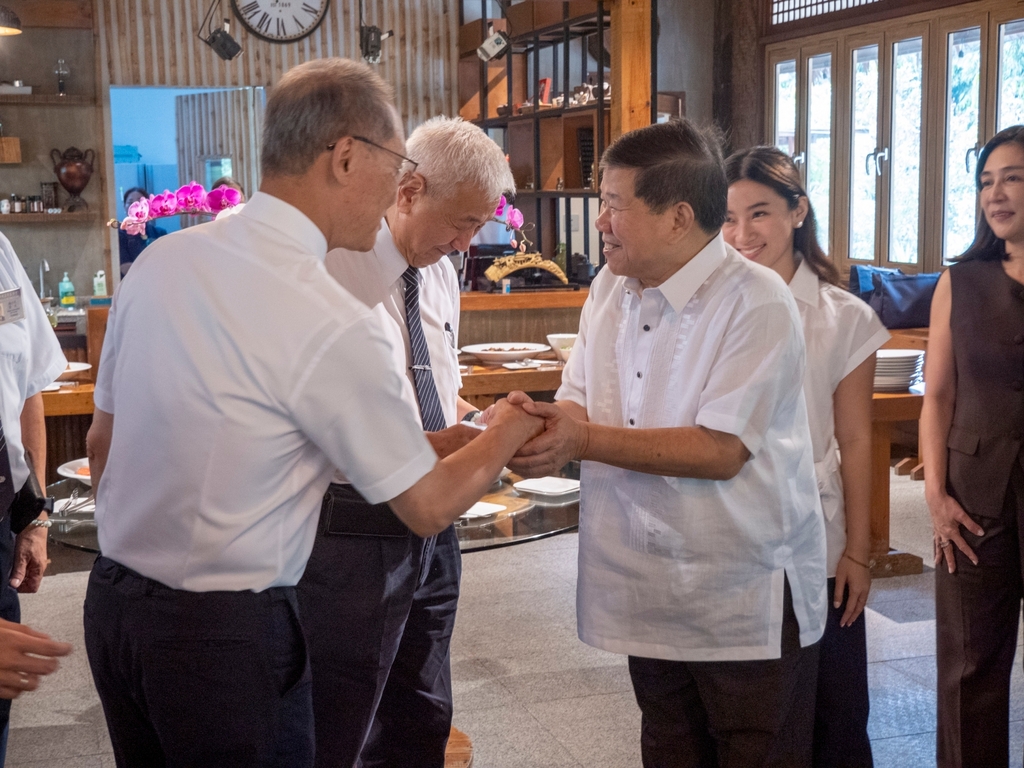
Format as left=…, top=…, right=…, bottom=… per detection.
left=262, top=58, right=399, bottom=177
left=405, top=117, right=515, bottom=201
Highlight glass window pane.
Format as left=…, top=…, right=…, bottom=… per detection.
left=943, top=27, right=982, bottom=263
left=998, top=19, right=1024, bottom=130
left=775, top=60, right=798, bottom=155
left=807, top=54, right=832, bottom=250
left=850, top=46, right=879, bottom=262
left=888, top=37, right=923, bottom=264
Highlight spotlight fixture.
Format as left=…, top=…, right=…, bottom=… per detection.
left=0, top=5, right=22, bottom=36
left=476, top=0, right=512, bottom=62
left=359, top=0, right=392, bottom=64
left=198, top=0, right=243, bottom=61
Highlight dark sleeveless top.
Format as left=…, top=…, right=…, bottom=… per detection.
left=948, top=259, right=1024, bottom=517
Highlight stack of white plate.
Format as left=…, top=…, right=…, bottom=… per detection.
left=875, top=349, right=924, bottom=392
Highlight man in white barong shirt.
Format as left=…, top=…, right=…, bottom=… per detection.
left=508, top=119, right=827, bottom=767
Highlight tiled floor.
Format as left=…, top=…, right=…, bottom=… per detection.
left=8, top=471, right=1024, bottom=767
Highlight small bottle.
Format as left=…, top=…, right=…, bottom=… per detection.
left=92, top=270, right=106, bottom=297
left=58, top=272, right=75, bottom=308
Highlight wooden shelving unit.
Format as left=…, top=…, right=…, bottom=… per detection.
left=0, top=94, right=93, bottom=106
left=0, top=212, right=98, bottom=224
left=458, top=1, right=654, bottom=270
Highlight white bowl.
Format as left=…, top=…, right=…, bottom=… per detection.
left=546, top=333, right=578, bottom=363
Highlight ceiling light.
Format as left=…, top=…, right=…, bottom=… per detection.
left=0, top=5, right=22, bottom=36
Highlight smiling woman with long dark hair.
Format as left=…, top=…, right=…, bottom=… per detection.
left=922, top=124, right=1024, bottom=767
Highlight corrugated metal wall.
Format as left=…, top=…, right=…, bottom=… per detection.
left=95, top=0, right=459, bottom=130
left=176, top=88, right=263, bottom=196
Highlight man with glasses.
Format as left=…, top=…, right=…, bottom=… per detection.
left=298, top=116, right=515, bottom=768
left=83, top=61, right=542, bottom=767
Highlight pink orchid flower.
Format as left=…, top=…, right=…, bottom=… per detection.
left=494, top=195, right=507, bottom=218
left=175, top=181, right=206, bottom=212
left=120, top=196, right=150, bottom=235
left=149, top=191, right=179, bottom=217
left=206, top=185, right=242, bottom=213
left=507, top=207, right=524, bottom=230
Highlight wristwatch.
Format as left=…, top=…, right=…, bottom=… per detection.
left=28, top=518, right=51, bottom=529
left=461, top=410, right=482, bottom=424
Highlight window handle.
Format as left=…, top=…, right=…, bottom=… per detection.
left=865, top=148, right=878, bottom=176
left=875, top=147, right=889, bottom=176
left=964, top=145, right=979, bottom=174
left=792, top=151, right=806, bottom=166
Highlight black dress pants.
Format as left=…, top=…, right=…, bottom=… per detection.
left=627, top=579, right=820, bottom=768
left=84, top=556, right=314, bottom=768
left=936, top=463, right=1024, bottom=768
left=296, top=503, right=461, bottom=768
left=812, top=577, right=873, bottom=767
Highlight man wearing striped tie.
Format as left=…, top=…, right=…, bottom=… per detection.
left=297, top=116, right=514, bottom=768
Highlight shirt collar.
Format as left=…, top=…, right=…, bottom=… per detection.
left=789, top=253, right=820, bottom=308
left=238, top=192, right=328, bottom=262
left=373, top=218, right=413, bottom=287
left=651, top=232, right=728, bottom=313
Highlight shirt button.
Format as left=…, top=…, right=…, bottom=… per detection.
left=643, top=324, right=651, bottom=332
left=637, top=371, right=643, bottom=379
left=629, top=418, right=635, bottom=426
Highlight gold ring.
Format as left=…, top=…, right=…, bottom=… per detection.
left=17, top=674, right=28, bottom=686
left=939, top=540, right=952, bottom=549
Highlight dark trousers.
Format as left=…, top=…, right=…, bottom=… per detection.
left=936, top=463, right=1024, bottom=768
left=296, top=501, right=461, bottom=768
left=0, top=512, right=17, bottom=767
left=628, top=580, right=820, bottom=768
left=812, top=577, right=872, bottom=768
left=83, top=556, right=314, bottom=768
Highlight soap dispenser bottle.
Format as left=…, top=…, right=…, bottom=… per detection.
left=58, top=272, right=75, bottom=308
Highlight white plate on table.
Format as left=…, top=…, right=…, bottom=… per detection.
left=462, top=343, right=550, bottom=363
left=41, top=383, right=60, bottom=392
left=460, top=501, right=506, bottom=519
left=53, top=496, right=95, bottom=515
left=57, top=458, right=92, bottom=486
left=58, top=362, right=91, bottom=379
left=513, top=477, right=580, bottom=496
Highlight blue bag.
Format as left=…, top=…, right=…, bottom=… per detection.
left=867, top=271, right=940, bottom=329
left=848, top=265, right=902, bottom=302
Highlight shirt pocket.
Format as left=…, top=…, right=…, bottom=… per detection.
left=947, top=425, right=980, bottom=456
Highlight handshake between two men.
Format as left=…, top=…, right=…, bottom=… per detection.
left=426, top=392, right=584, bottom=478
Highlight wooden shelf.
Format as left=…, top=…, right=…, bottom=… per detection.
left=0, top=94, right=93, bottom=106
left=460, top=289, right=588, bottom=312
left=0, top=212, right=97, bottom=224
left=478, top=103, right=607, bottom=128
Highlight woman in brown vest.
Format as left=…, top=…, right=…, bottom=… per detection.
left=923, top=124, right=1024, bottom=767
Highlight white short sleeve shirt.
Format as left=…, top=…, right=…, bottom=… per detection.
left=0, top=233, right=67, bottom=489
left=557, top=234, right=827, bottom=662
left=788, top=258, right=889, bottom=576
left=93, top=193, right=437, bottom=592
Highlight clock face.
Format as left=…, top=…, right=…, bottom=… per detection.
left=231, top=0, right=331, bottom=43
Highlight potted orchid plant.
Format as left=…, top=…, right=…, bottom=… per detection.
left=493, top=196, right=533, bottom=252
left=108, top=181, right=242, bottom=238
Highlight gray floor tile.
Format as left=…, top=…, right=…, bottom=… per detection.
left=494, top=662, right=633, bottom=704
left=868, top=730, right=935, bottom=768
left=867, top=662, right=936, bottom=740
left=526, top=692, right=641, bottom=767
left=452, top=659, right=520, bottom=713
left=5, top=724, right=106, bottom=763
left=7, top=756, right=108, bottom=768
left=455, top=703, right=581, bottom=768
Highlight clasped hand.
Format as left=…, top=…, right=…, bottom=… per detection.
left=484, top=392, right=587, bottom=477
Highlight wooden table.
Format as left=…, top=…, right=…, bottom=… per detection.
left=42, top=383, right=94, bottom=417
left=870, top=391, right=924, bottom=578
left=458, top=360, right=565, bottom=409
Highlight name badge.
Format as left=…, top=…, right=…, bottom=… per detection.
left=0, top=288, right=25, bottom=326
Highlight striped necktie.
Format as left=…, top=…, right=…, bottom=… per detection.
left=402, top=266, right=447, bottom=432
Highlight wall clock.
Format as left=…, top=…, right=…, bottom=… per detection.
left=231, top=0, right=331, bottom=43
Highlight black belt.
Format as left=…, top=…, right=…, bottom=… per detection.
left=320, top=483, right=410, bottom=538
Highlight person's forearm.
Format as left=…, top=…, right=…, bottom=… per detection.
left=456, top=397, right=479, bottom=421
left=837, top=434, right=872, bottom=559
left=19, top=394, right=45, bottom=489
left=390, top=416, right=538, bottom=535
left=580, top=424, right=748, bottom=480
left=86, top=409, right=113, bottom=493
left=921, top=393, right=954, bottom=504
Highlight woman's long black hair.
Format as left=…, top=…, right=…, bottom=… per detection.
left=724, top=145, right=840, bottom=285
left=957, top=124, right=1024, bottom=263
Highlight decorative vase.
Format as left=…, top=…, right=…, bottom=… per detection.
left=50, top=147, right=94, bottom=212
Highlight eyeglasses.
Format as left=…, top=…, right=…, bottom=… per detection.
left=326, top=136, right=418, bottom=174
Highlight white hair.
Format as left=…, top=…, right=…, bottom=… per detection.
left=405, top=116, right=515, bottom=201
